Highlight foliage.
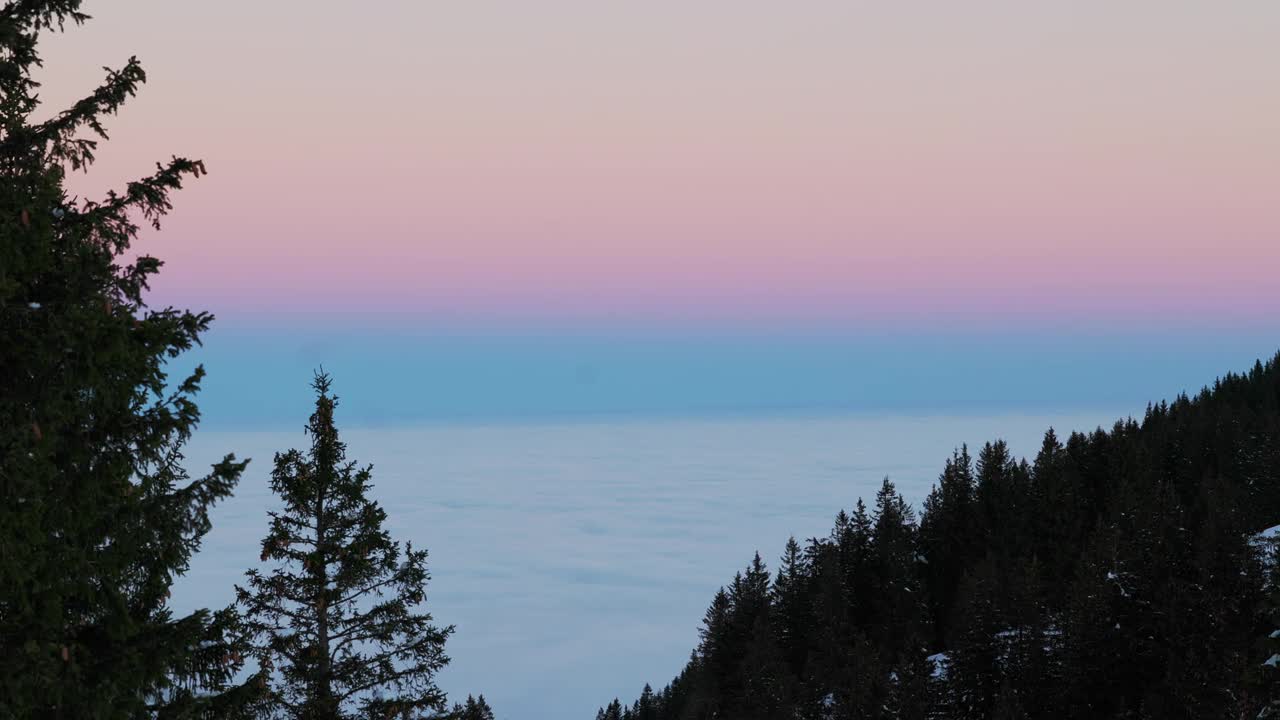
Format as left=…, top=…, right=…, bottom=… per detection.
left=597, top=354, right=1280, bottom=720
left=237, top=374, right=453, bottom=719
left=0, top=1, right=256, bottom=716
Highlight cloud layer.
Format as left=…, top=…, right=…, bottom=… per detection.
left=172, top=411, right=1117, bottom=718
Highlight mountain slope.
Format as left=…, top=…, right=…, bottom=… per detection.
left=596, top=352, right=1280, bottom=720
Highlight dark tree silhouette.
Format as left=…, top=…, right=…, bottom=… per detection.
left=237, top=373, right=452, bottom=718
left=595, top=354, right=1280, bottom=720
left=0, top=1, right=256, bottom=715
left=451, top=694, right=496, bottom=720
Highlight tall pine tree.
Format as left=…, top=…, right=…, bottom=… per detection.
left=237, top=373, right=453, bottom=718
left=595, top=698, right=624, bottom=720
left=0, top=2, right=257, bottom=715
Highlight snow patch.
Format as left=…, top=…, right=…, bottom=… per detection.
left=926, top=652, right=949, bottom=679
left=1256, top=525, right=1280, bottom=541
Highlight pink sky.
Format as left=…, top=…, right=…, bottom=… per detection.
left=37, top=1, right=1280, bottom=330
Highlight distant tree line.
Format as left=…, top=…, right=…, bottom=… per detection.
left=595, top=357, right=1280, bottom=719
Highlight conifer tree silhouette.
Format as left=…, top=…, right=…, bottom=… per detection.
left=0, top=2, right=257, bottom=715
left=238, top=373, right=452, bottom=719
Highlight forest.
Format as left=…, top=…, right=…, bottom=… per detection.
left=593, top=359, right=1280, bottom=719
left=4, top=2, right=1280, bottom=719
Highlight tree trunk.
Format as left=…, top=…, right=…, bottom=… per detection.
left=316, top=475, right=333, bottom=717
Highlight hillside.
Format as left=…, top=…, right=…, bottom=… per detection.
left=596, top=353, right=1280, bottom=720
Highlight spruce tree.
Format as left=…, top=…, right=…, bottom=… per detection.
left=947, top=561, right=1002, bottom=720
left=919, top=447, right=977, bottom=645
left=842, top=499, right=876, bottom=631
left=236, top=373, right=453, bottom=718
left=596, top=699, right=624, bottom=720
left=885, top=637, right=939, bottom=720
left=0, top=2, right=257, bottom=715
left=997, top=560, right=1054, bottom=720
left=772, top=536, right=811, bottom=674
left=631, top=684, right=657, bottom=720
left=450, top=694, right=495, bottom=720
left=975, top=441, right=1019, bottom=557
left=870, top=477, right=920, bottom=661
left=1028, top=429, right=1078, bottom=599
left=1059, top=528, right=1130, bottom=718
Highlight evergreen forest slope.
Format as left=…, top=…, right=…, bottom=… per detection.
left=595, top=352, right=1280, bottom=720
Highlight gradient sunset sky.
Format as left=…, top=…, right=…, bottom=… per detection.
left=34, top=1, right=1280, bottom=422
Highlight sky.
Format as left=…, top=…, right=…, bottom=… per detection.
left=34, top=1, right=1280, bottom=418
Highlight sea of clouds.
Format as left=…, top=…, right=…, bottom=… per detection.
left=172, top=410, right=1117, bottom=719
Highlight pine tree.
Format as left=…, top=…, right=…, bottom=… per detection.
left=658, top=656, right=697, bottom=720
left=885, top=636, right=939, bottom=720
left=1028, top=429, right=1079, bottom=600
left=730, top=553, right=790, bottom=719
left=596, top=698, right=624, bottom=720
left=451, top=694, right=495, bottom=720
left=688, top=588, right=733, bottom=718
left=919, top=447, right=977, bottom=646
left=946, top=561, right=1002, bottom=720
left=975, top=441, right=1023, bottom=565
left=997, top=559, right=1054, bottom=720
left=797, top=533, right=879, bottom=719
left=237, top=373, right=453, bottom=718
left=0, top=2, right=257, bottom=715
left=772, top=536, right=811, bottom=674
left=1059, top=528, right=1131, bottom=718
left=870, top=477, right=920, bottom=661
left=632, top=684, right=658, bottom=720
left=843, top=499, right=876, bottom=631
